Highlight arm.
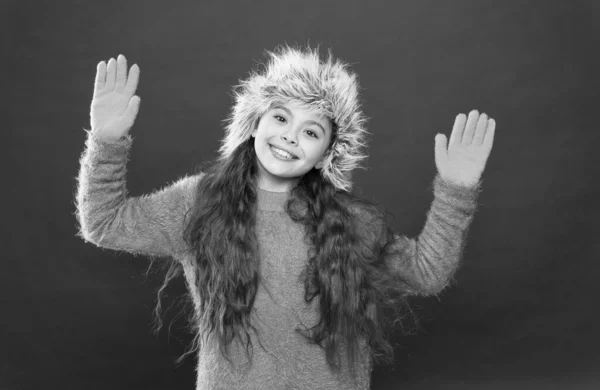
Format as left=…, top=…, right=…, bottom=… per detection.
left=384, top=174, right=481, bottom=296
left=74, top=129, right=202, bottom=259
left=387, top=108, right=494, bottom=295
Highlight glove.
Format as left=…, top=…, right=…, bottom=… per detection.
left=90, top=54, right=141, bottom=142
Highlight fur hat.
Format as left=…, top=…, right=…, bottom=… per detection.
left=218, top=43, right=370, bottom=192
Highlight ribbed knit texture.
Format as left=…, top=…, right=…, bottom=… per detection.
left=75, top=130, right=482, bottom=389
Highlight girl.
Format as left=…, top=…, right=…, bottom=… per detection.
left=75, top=44, right=495, bottom=389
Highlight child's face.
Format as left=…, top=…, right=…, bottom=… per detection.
left=251, top=101, right=332, bottom=191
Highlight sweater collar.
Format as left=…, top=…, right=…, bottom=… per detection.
left=256, top=187, right=290, bottom=211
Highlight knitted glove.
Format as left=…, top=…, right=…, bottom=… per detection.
left=434, top=110, right=496, bottom=188
left=90, top=54, right=141, bottom=142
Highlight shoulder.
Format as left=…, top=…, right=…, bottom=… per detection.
left=334, top=193, right=393, bottom=253
left=171, top=172, right=206, bottom=190
left=338, top=193, right=386, bottom=235
left=161, top=172, right=205, bottom=194
left=154, top=172, right=207, bottom=208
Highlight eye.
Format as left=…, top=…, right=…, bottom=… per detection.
left=273, top=114, right=319, bottom=139
left=306, top=130, right=318, bottom=139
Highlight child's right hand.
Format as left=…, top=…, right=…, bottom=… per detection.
left=90, top=54, right=141, bottom=142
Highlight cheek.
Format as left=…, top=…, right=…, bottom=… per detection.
left=255, top=130, right=271, bottom=146
left=308, top=144, right=327, bottom=161
left=254, top=139, right=265, bottom=157
left=255, top=137, right=273, bottom=162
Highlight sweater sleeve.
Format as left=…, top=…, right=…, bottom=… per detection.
left=355, top=174, right=482, bottom=296
left=383, top=174, right=482, bottom=296
left=74, top=129, right=202, bottom=260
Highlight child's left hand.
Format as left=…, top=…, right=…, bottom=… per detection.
left=434, top=110, right=496, bottom=188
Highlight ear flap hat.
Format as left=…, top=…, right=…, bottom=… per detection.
left=218, top=43, right=370, bottom=192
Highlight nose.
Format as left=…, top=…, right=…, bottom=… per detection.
left=281, top=132, right=297, bottom=145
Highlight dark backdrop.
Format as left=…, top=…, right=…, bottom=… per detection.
left=4, top=0, right=599, bottom=389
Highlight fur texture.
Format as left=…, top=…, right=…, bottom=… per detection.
left=173, top=137, right=417, bottom=385
left=74, top=44, right=483, bottom=389
left=219, top=43, right=370, bottom=192
left=75, top=129, right=482, bottom=389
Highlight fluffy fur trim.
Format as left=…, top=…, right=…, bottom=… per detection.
left=219, top=43, right=370, bottom=192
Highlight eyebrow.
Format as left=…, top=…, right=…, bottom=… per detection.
left=274, top=105, right=327, bottom=135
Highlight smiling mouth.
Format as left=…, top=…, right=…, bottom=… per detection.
left=269, top=144, right=299, bottom=160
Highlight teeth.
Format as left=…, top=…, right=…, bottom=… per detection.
left=271, top=146, right=295, bottom=159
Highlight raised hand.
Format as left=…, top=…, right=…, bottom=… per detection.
left=90, top=54, right=141, bottom=142
left=434, top=110, right=496, bottom=188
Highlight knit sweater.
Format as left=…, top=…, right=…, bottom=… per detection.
left=75, top=130, right=482, bottom=390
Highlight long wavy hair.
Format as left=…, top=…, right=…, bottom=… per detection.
left=146, top=122, right=418, bottom=384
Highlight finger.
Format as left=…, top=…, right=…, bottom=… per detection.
left=124, top=63, right=140, bottom=96
left=472, top=112, right=488, bottom=145
left=462, top=110, right=479, bottom=144
left=94, top=61, right=106, bottom=94
left=123, top=95, right=141, bottom=129
left=115, top=54, right=127, bottom=91
left=434, top=133, right=448, bottom=170
left=482, top=118, right=496, bottom=153
left=105, top=57, right=117, bottom=90
left=448, top=113, right=467, bottom=149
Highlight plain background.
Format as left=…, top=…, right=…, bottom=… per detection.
left=4, top=0, right=599, bottom=389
